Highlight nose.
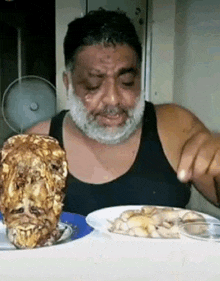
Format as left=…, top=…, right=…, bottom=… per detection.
left=102, top=79, right=121, bottom=106
left=20, top=214, right=30, bottom=223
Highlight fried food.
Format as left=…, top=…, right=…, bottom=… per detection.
left=108, top=206, right=206, bottom=238
left=0, top=134, right=68, bottom=249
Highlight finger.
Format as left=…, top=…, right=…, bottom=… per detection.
left=192, top=143, right=216, bottom=178
left=177, top=131, right=210, bottom=182
left=208, top=149, right=220, bottom=177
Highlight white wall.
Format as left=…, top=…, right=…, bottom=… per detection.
left=149, top=0, right=220, bottom=218
left=173, top=0, right=220, bottom=219
left=174, top=0, right=220, bottom=132
left=150, top=0, right=176, bottom=103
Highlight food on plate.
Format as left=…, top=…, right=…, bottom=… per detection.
left=0, top=134, right=68, bottom=249
left=108, top=206, right=206, bottom=238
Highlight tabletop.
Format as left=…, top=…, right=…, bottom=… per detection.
left=0, top=211, right=220, bottom=281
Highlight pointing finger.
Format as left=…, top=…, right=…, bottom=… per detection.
left=177, top=131, right=210, bottom=182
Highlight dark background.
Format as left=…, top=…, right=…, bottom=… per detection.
left=0, top=0, right=56, bottom=96
left=0, top=0, right=55, bottom=36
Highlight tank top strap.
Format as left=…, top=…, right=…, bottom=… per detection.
left=142, top=101, right=159, bottom=139
left=49, top=110, right=68, bottom=148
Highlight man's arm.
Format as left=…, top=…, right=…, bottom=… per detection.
left=156, top=103, right=220, bottom=206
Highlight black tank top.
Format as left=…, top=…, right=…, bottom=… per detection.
left=49, top=102, right=191, bottom=216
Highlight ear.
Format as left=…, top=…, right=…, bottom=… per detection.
left=63, top=71, right=69, bottom=90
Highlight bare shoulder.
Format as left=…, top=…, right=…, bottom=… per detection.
left=155, top=103, right=207, bottom=135
left=25, top=119, right=51, bottom=135
left=154, top=103, right=208, bottom=171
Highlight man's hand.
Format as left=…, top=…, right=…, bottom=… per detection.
left=177, top=131, right=220, bottom=183
left=156, top=103, right=220, bottom=205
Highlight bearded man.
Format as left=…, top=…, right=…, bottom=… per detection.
left=27, top=9, right=220, bottom=216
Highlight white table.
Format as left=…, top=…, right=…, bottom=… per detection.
left=0, top=214, right=220, bottom=281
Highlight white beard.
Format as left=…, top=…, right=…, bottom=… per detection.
left=67, top=86, right=145, bottom=145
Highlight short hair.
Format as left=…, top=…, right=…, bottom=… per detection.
left=64, top=8, right=142, bottom=70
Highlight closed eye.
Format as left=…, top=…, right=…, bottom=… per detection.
left=86, top=85, right=100, bottom=91
left=51, top=164, right=59, bottom=171
left=10, top=207, right=24, bottom=214
left=30, top=206, right=42, bottom=215
left=122, top=82, right=134, bottom=86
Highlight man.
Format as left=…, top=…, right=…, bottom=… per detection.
left=27, top=9, right=220, bottom=216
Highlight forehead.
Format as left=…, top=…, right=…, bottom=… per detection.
left=74, top=44, right=139, bottom=74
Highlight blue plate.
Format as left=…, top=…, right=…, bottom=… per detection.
left=60, top=212, right=93, bottom=240
left=0, top=212, right=93, bottom=241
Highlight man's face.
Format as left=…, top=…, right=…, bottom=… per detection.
left=65, top=44, right=145, bottom=144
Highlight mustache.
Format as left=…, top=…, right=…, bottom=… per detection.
left=87, top=105, right=127, bottom=123
left=100, top=106, right=126, bottom=116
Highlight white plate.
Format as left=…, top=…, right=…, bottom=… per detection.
left=86, top=205, right=220, bottom=241
left=0, top=222, right=73, bottom=250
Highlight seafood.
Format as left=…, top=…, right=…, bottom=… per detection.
left=108, top=206, right=206, bottom=238
left=0, top=134, right=68, bottom=248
